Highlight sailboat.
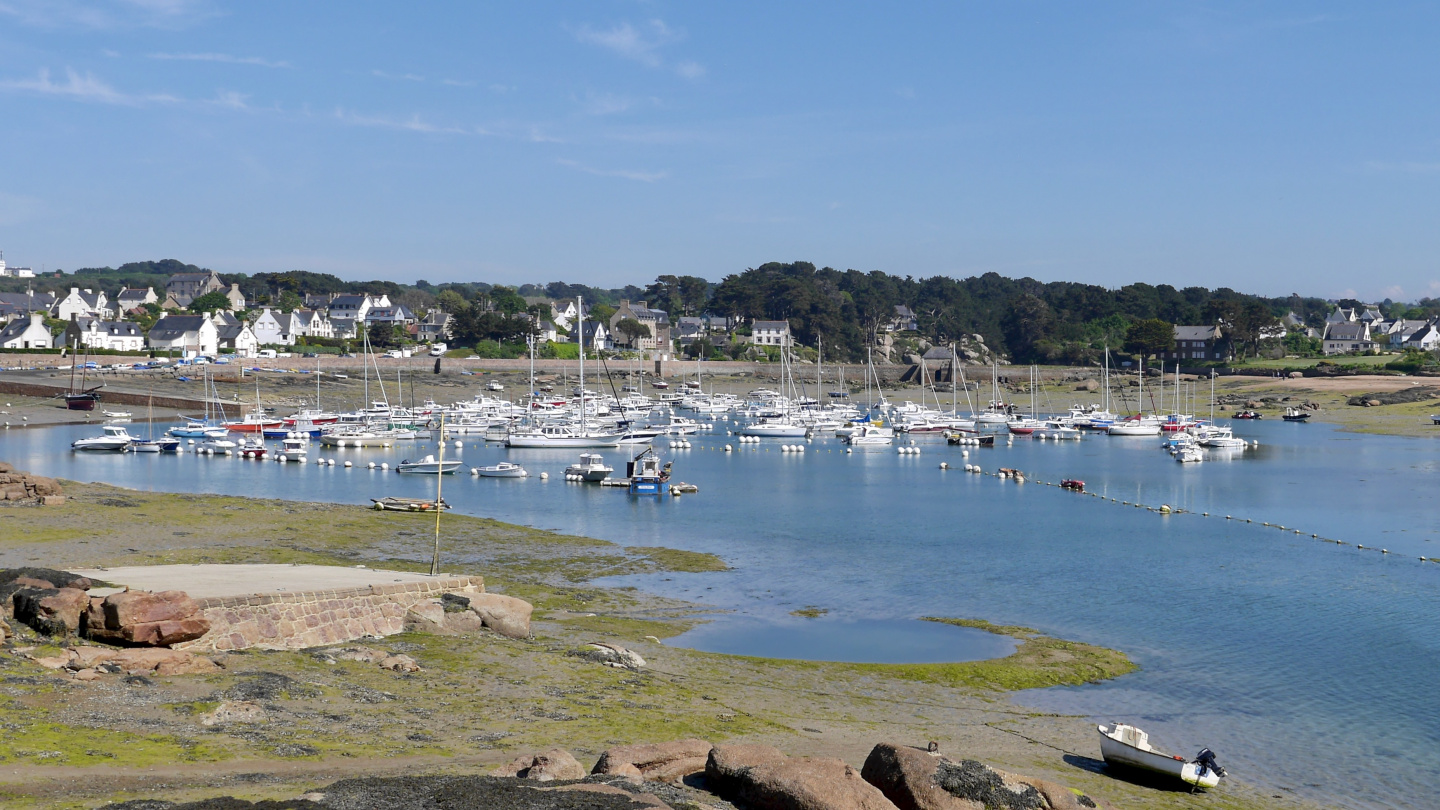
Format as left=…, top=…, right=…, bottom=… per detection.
left=507, top=298, right=623, bottom=448
left=64, top=339, right=103, bottom=410
left=169, top=367, right=229, bottom=438
left=738, top=338, right=807, bottom=438
left=131, top=390, right=180, bottom=453
left=1107, top=357, right=1162, bottom=436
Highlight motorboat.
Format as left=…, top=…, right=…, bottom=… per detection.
left=71, top=424, right=134, bottom=452
left=1198, top=426, right=1248, bottom=449
left=102, top=410, right=132, bottom=420
left=486, top=380, right=505, bottom=391
left=1233, top=410, right=1262, bottom=420
left=1034, top=421, right=1082, bottom=440
left=277, top=436, right=309, bottom=462
left=169, top=420, right=229, bottom=439
left=475, top=462, right=529, bottom=478
left=564, top=452, right=613, bottom=482
left=198, top=436, right=238, bottom=453
left=843, top=424, right=895, bottom=445
left=1096, top=723, right=1225, bottom=789
left=396, top=455, right=463, bottom=474
left=1176, top=446, right=1204, bottom=463
left=1282, top=407, right=1311, bottom=422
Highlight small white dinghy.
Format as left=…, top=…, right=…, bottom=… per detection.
left=1097, top=723, right=1226, bottom=789
left=396, top=454, right=463, bottom=474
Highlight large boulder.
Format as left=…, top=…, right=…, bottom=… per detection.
left=465, top=592, right=533, bottom=639
left=568, top=642, right=646, bottom=669
left=497, top=748, right=587, bottom=782
left=62, top=645, right=222, bottom=675
left=861, top=743, right=1097, bottom=810
left=706, top=744, right=899, bottom=810
left=85, top=589, right=210, bottom=647
left=12, top=587, right=89, bottom=635
left=593, top=738, right=712, bottom=783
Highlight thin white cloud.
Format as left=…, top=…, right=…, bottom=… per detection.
left=333, top=107, right=467, bottom=135
left=489, top=83, right=514, bottom=94
left=572, top=19, right=705, bottom=79
left=0, top=0, right=214, bottom=29
left=208, top=90, right=249, bottom=110
left=441, top=78, right=476, bottom=88
left=150, top=52, right=290, bottom=68
left=581, top=92, right=635, bottom=116
left=556, top=158, right=666, bottom=182
left=0, top=67, right=178, bottom=105
left=372, top=69, right=424, bottom=82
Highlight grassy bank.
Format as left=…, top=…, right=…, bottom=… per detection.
left=0, top=482, right=1313, bottom=810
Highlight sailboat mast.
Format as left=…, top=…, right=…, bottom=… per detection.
left=430, top=414, right=445, bottom=576
left=577, top=296, right=586, bottom=435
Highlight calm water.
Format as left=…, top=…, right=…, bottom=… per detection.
left=3, top=417, right=1438, bottom=809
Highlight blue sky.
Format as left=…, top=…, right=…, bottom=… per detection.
left=1, top=1, right=1438, bottom=301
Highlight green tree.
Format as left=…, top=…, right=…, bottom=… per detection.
left=614, top=317, right=651, bottom=348
left=1123, top=318, right=1175, bottom=358
left=436, top=289, right=469, bottom=315
left=588, top=303, right=617, bottom=324
left=276, top=290, right=303, bottom=312
left=187, top=291, right=233, bottom=313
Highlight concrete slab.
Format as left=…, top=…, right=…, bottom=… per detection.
left=74, top=564, right=461, bottom=600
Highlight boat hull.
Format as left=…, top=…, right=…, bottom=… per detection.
left=1097, top=725, right=1220, bottom=789
left=505, top=435, right=622, bottom=448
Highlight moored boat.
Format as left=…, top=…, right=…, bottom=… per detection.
left=475, top=462, right=528, bottom=478
left=1096, top=723, right=1225, bottom=789
left=1282, top=407, right=1311, bottom=422
left=396, top=454, right=463, bottom=474
left=564, top=452, right=613, bottom=482
left=71, top=424, right=133, bottom=452
left=370, top=496, right=450, bottom=512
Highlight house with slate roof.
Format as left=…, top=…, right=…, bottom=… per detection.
left=165, top=270, right=224, bottom=308
left=147, top=313, right=218, bottom=357
left=0, top=313, right=54, bottom=349
left=62, top=317, right=144, bottom=352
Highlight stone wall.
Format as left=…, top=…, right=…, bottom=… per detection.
left=175, top=575, right=484, bottom=652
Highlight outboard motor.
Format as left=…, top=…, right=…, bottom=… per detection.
left=1194, top=748, right=1226, bottom=779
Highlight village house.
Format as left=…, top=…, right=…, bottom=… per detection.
left=251, top=308, right=300, bottom=346
left=1322, top=321, right=1377, bottom=355
left=147, top=313, right=219, bottom=357
left=164, top=270, right=224, bottom=308
left=115, top=287, right=158, bottom=313
left=579, top=320, right=613, bottom=351
left=888, top=305, right=919, bottom=332
left=1401, top=322, right=1440, bottom=351
left=0, top=290, right=56, bottom=321
left=214, top=313, right=260, bottom=357
left=417, top=310, right=452, bottom=343
left=1162, top=325, right=1226, bottom=362
left=0, top=312, right=54, bottom=349
left=304, top=292, right=337, bottom=309
left=751, top=320, right=791, bottom=347
left=61, top=317, right=145, bottom=352
left=327, top=293, right=388, bottom=323
left=51, top=287, right=111, bottom=321
left=609, top=299, right=671, bottom=352
left=675, top=316, right=706, bottom=343
left=294, top=308, right=333, bottom=339
left=0, top=253, right=36, bottom=278
left=364, top=305, right=417, bottom=329
left=223, top=283, right=247, bottom=311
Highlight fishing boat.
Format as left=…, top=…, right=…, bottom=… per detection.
left=396, top=454, right=463, bottom=474
left=1233, top=410, right=1262, bottom=419
left=564, top=452, right=613, bottom=482
left=277, top=435, right=309, bottom=462
left=475, top=462, right=528, bottom=478
left=625, top=447, right=671, bottom=495
left=238, top=436, right=268, bottom=458
left=71, top=424, right=134, bottom=452
left=1282, top=407, right=1311, bottom=422
left=1096, top=723, right=1226, bottom=789
left=370, top=496, right=450, bottom=512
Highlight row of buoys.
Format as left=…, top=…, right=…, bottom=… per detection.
left=365, top=462, right=390, bottom=470
left=736, top=435, right=762, bottom=443
left=964, top=464, right=981, bottom=473
left=564, top=473, right=587, bottom=482
left=669, top=440, right=693, bottom=449
left=897, top=446, right=921, bottom=455
left=781, top=444, right=805, bottom=453
left=953, top=437, right=984, bottom=446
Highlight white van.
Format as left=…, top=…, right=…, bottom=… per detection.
left=257, top=349, right=277, bottom=359
left=429, top=343, right=448, bottom=357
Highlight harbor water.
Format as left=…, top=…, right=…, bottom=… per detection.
left=3, top=417, right=1438, bottom=809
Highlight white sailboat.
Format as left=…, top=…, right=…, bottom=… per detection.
left=1107, top=357, right=1161, bottom=436
left=506, top=298, right=623, bottom=448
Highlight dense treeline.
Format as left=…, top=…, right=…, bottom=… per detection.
left=11, top=257, right=1440, bottom=363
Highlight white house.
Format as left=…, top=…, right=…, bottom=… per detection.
left=148, top=314, right=219, bottom=357
left=751, top=320, right=791, bottom=347
left=579, top=321, right=613, bottom=351
left=52, top=287, right=111, bottom=321
left=1403, top=322, right=1440, bottom=351
left=0, top=312, right=53, bottom=349
left=216, top=320, right=260, bottom=357
left=62, top=317, right=144, bottom=352
left=295, top=309, right=333, bottom=338
left=0, top=253, right=36, bottom=278
left=116, top=287, right=158, bottom=312
left=1322, top=321, right=1376, bottom=355
left=252, top=308, right=297, bottom=346
left=327, top=294, right=388, bottom=324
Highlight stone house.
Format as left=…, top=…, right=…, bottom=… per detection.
left=147, top=314, right=219, bottom=357
left=888, top=305, right=919, bottom=332
left=417, top=310, right=452, bottom=342
left=1162, top=325, right=1226, bottom=362
left=609, top=299, right=671, bottom=351
left=62, top=317, right=144, bottom=352
left=0, top=290, right=56, bottom=320
left=223, top=283, right=247, bottom=311
left=165, top=270, right=224, bottom=308
left=0, top=312, right=54, bottom=349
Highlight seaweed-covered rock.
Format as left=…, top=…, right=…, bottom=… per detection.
left=13, top=587, right=89, bottom=635
left=497, top=748, right=587, bottom=781
left=568, top=642, right=646, bottom=669
left=861, top=743, right=1097, bottom=810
